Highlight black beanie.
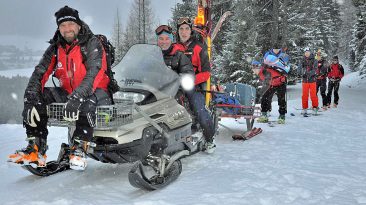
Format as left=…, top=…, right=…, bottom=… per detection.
left=333, top=55, right=338, bottom=60
left=55, top=6, right=82, bottom=26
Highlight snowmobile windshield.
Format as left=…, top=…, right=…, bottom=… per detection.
left=113, top=44, right=180, bottom=103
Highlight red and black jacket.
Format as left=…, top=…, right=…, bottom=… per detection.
left=181, top=38, right=211, bottom=85
left=327, top=63, right=344, bottom=80
left=299, top=55, right=318, bottom=83
left=316, top=59, right=328, bottom=80
left=25, top=22, right=110, bottom=99
left=259, top=65, right=286, bottom=87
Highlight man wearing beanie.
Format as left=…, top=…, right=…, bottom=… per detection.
left=326, top=55, right=344, bottom=108
left=8, top=6, right=112, bottom=171
left=155, top=25, right=216, bottom=153
left=175, top=17, right=216, bottom=153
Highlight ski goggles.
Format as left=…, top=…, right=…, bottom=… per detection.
left=177, top=17, right=192, bottom=27
left=155, top=25, right=173, bottom=35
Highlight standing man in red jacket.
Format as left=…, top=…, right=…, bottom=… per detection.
left=9, top=6, right=112, bottom=170
left=326, top=55, right=344, bottom=108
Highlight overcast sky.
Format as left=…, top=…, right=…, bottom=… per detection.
left=0, top=0, right=180, bottom=50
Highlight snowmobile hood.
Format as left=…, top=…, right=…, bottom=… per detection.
left=113, top=44, right=180, bottom=101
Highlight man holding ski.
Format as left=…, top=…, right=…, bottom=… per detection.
left=256, top=43, right=289, bottom=124
left=174, top=17, right=216, bottom=153
left=155, top=24, right=216, bottom=153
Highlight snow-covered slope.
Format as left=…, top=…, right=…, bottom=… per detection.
left=1, top=73, right=366, bottom=205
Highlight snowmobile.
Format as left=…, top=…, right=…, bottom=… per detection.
left=22, top=44, right=206, bottom=190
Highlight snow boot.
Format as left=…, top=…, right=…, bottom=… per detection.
left=333, top=103, right=338, bottom=108
left=69, top=141, right=88, bottom=171
left=205, top=139, right=216, bottom=154
left=8, top=137, right=47, bottom=167
left=257, top=112, right=269, bottom=123
left=278, top=115, right=285, bottom=124
left=322, top=106, right=327, bottom=111
left=301, top=109, right=307, bottom=115
left=312, top=107, right=319, bottom=115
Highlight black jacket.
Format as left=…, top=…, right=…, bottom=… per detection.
left=163, top=44, right=194, bottom=75
left=316, top=59, right=328, bottom=80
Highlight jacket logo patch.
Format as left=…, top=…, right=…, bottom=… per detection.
left=57, top=62, right=63, bottom=68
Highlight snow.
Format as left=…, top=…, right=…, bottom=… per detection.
left=1, top=73, right=366, bottom=205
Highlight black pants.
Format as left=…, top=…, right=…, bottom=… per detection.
left=326, top=80, right=340, bottom=105
left=25, top=87, right=112, bottom=142
left=186, top=90, right=215, bottom=143
left=316, top=78, right=327, bottom=107
left=261, top=83, right=287, bottom=115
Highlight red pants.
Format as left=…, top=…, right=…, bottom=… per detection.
left=302, top=82, right=318, bottom=109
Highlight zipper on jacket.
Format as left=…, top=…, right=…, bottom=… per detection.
left=65, top=42, right=78, bottom=91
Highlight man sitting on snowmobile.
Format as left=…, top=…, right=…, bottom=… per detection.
left=175, top=17, right=216, bottom=153
left=8, top=6, right=112, bottom=170
left=155, top=24, right=216, bottom=153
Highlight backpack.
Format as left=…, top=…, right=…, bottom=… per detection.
left=80, top=34, right=119, bottom=95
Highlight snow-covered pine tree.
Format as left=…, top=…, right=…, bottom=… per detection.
left=214, top=0, right=258, bottom=85
left=210, top=0, right=234, bottom=83
left=170, top=0, right=196, bottom=29
left=338, top=0, right=357, bottom=65
left=350, top=0, right=366, bottom=75
left=121, top=0, right=156, bottom=56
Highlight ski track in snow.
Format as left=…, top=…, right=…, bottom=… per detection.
left=1, top=74, right=366, bottom=205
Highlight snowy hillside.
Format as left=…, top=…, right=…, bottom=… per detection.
left=0, top=67, right=33, bottom=78
left=1, top=73, right=366, bottom=205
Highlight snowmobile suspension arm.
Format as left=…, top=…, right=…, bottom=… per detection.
left=134, top=104, right=170, bottom=139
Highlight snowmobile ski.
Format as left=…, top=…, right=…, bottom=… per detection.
left=128, top=160, right=182, bottom=190
left=22, top=160, right=70, bottom=177
left=232, top=127, right=263, bottom=140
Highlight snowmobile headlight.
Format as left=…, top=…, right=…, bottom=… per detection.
left=113, top=92, right=145, bottom=103
left=180, top=74, right=195, bottom=91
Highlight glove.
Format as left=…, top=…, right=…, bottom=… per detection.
left=22, top=91, right=43, bottom=127
left=64, top=95, right=83, bottom=121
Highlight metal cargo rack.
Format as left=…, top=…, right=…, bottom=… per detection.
left=47, top=99, right=134, bottom=130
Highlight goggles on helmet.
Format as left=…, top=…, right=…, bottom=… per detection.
left=177, top=17, right=192, bottom=27
left=155, top=25, right=173, bottom=35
